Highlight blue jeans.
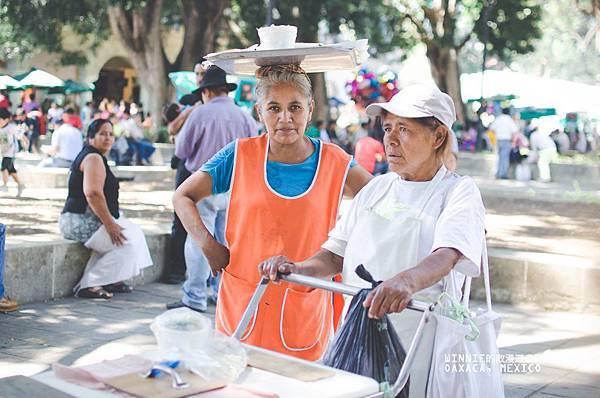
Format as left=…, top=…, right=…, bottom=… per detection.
left=181, top=194, right=228, bottom=311
left=0, top=224, right=6, bottom=298
left=496, top=139, right=512, bottom=179
left=163, top=162, right=192, bottom=281
left=132, top=139, right=156, bottom=164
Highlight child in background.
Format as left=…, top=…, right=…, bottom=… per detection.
left=0, top=108, right=25, bottom=197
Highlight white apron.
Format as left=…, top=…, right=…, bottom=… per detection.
left=342, top=168, right=457, bottom=398
left=75, top=217, right=153, bottom=291
left=342, top=168, right=449, bottom=291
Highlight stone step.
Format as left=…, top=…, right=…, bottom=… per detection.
left=4, top=231, right=168, bottom=303
left=17, top=165, right=175, bottom=188
left=471, top=247, right=600, bottom=310
left=14, top=144, right=174, bottom=168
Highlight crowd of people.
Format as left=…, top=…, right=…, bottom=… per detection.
left=454, top=104, right=599, bottom=183
left=480, top=108, right=592, bottom=182
left=0, top=91, right=158, bottom=198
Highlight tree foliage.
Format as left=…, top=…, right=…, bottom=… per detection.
left=229, top=0, right=417, bottom=57
left=374, top=0, right=541, bottom=122
left=0, top=0, right=109, bottom=64
left=0, top=0, right=224, bottom=70
left=473, top=0, right=543, bottom=62
left=510, top=0, right=600, bottom=85
left=0, top=0, right=229, bottom=129
left=0, top=0, right=546, bottom=125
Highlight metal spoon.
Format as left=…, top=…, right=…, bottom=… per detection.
left=140, top=364, right=190, bottom=390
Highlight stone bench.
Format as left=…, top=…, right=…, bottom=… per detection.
left=6, top=232, right=598, bottom=310
left=152, top=143, right=175, bottom=165
left=4, top=231, right=168, bottom=304
left=457, top=152, right=600, bottom=187
left=17, top=165, right=175, bottom=188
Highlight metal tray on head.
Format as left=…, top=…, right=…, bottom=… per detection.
left=205, top=40, right=369, bottom=75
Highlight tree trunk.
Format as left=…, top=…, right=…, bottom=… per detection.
left=135, top=52, right=168, bottom=133
left=309, top=73, right=329, bottom=123
left=107, top=0, right=167, bottom=130
left=299, top=28, right=329, bottom=123
left=425, top=43, right=466, bottom=126
left=176, top=0, right=229, bottom=71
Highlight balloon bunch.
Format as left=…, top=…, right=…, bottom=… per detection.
left=346, top=67, right=399, bottom=109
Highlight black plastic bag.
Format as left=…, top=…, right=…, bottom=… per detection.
left=323, top=265, right=409, bottom=398
left=170, top=155, right=181, bottom=170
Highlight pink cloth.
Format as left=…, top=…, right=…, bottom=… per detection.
left=355, top=136, right=385, bottom=174
left=53, top=355, right=277, bottom=398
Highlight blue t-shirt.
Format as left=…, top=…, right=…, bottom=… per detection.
left=200, top=137, right=356, bottom=197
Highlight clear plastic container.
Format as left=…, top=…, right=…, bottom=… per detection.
left=150, top=308, right=247, bottom=383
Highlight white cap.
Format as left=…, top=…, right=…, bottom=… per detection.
left=365, top=83, right=457, bottom=130
left=531, top=116, right=561, bottom=136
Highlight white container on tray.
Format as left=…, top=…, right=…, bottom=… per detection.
left=257, top=25, right=298, bottom=50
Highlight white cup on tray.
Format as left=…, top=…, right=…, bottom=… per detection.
left=257, top=25, right=298, bottom=50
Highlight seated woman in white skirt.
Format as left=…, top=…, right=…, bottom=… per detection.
left=59, top=119, right=152, bottom=299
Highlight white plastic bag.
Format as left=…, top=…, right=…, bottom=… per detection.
left=150, top=308, right=248, bottom=383
left=515, top=164, right=531, bottom=181
left=426, top=243, right=505, bottom=398
left=114, top=135, right=129, bottom=155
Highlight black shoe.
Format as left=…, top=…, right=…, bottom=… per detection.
left=165, top=300, right=206, bottom=313
left=166, top=300, right=185, bottom=310
left=161, top=274, right=186, bottom=285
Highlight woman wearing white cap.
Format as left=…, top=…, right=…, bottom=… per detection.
left=261, top=82, right=485, bottom=309
left=260, top=83, right=490, bottom=394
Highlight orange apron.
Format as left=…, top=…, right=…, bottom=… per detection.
left=215, top=134, right=351, bottom=361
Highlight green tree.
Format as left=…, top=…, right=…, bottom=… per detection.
left=230, top=0, right=416, bottom=121
left=392, top=0, right=542, bottom=123
left=0, top=0, right=229, bottom=128
left=231, top=0, right=541, bottom=124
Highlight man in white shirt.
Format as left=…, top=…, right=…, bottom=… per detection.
left=120, top=110, right=144, bottom=141
left=530, top=120, right=558, bottom=182
left=489, top=108, right=518, bottom=179
left=39, top=112, right=83, bottom=168
left=80, top=102, right=93, bottom=129
left=47, top=102, right=64, bottom=126
left=120, top=109, right=155, bottom=165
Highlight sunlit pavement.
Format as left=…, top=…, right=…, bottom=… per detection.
left=1, top=283, right=599, bottom=397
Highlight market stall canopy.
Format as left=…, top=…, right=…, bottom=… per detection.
left=168, top=71, right=197, bottom=100
left=15, top=67, right=64, bottom=88
left=466, top=94, right=517, bottom=103
left=461, top=70, right=600, bottom=118
left=48, top=79, right=94, bottom=94
left=205, top=40, right=369, bottom=76
left=0, top=75, right=22, bottom=90
left=517, top=107, right=557, bottom=120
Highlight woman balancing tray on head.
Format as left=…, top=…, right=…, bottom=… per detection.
left=174, top=25, right=373, bottom=361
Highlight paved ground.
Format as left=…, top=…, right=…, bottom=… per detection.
left=1, top=283, right=599, bottom=397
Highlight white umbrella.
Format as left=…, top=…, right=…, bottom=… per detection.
left=0, top=75, right=22, bottom=90
left=18, top=68, right=64, bottom=88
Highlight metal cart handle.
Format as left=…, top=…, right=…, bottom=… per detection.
left=233, top=273, right=436, bottom=397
